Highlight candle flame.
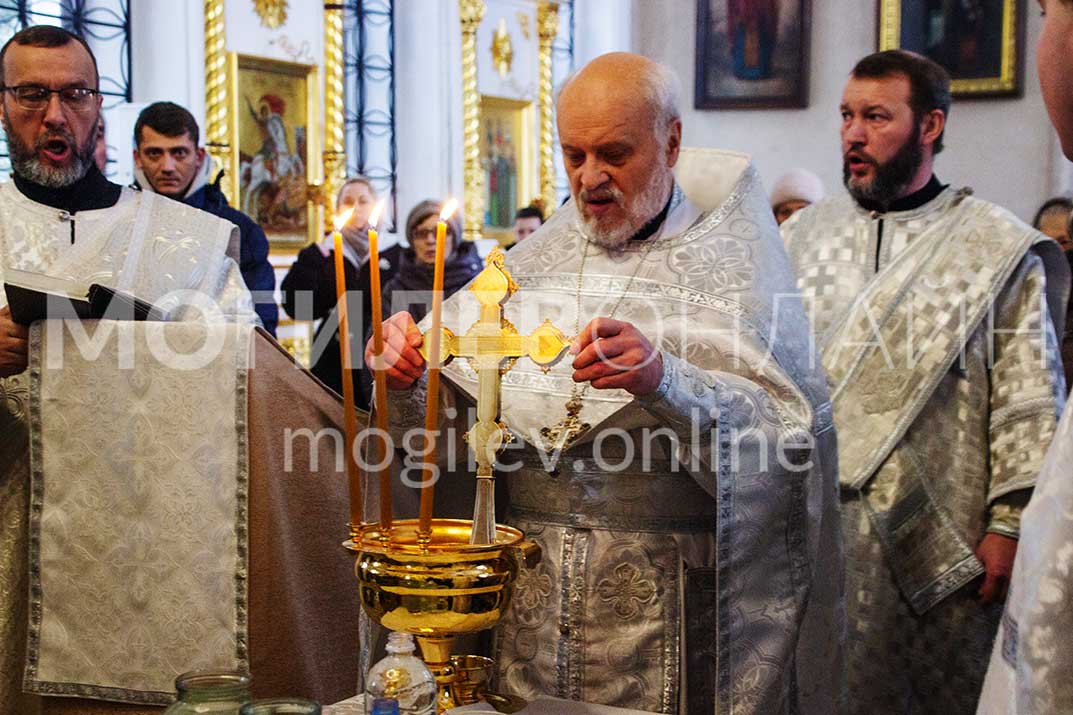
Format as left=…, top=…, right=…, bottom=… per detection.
left=333, top=207, right=355, bottom=232
left=369, top=199, right=386, bottom=229
left=439, top=198, right=459, bottom=222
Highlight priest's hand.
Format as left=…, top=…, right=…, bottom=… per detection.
left=0, top=306, right=28, bottom=378
left=366, top=311, right=426, bottom=390
left=976, top=532, right=1017, bottom=604
left=571, top=317, right=664, bottom=396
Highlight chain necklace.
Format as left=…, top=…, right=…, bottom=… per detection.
left=539, top=235, right=659, bottom=452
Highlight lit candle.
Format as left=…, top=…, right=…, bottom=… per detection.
left=332, top=207, right=362, bottom=537
left=419, top=198, right=458, bottom=538
left=366, top=198, right=392, bottom=530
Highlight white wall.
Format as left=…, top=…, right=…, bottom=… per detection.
left=477, top=0, right=540, bottom=101
left=225, top=1, right=324, bottom=66
left=123, top=1, right=205, bottom=183
left=633, top=0, right=1073, bottom=222
left=394, top=0, right=465, bottom=242
left=131, top=1, right=204, bottom=120
left=574, top=0, right=633, bottom=66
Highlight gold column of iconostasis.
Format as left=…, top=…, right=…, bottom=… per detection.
left=203, top=0, right=336, bottom=366
left=463, top=0, right=561, bottom=244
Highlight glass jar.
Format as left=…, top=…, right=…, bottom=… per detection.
left=163, top=670, right=252, bottom=715
left=239, top=699, right=321, bottom=715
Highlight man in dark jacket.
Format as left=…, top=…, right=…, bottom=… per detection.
left=132, top=101, right=278, bottom=334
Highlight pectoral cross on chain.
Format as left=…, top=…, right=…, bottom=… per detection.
left=420, top=249, right=570, bottom=544
left=539, top=392, right=590, bottom=454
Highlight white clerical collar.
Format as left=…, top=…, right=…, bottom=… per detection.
left=658, top=185, right=703, bottom=240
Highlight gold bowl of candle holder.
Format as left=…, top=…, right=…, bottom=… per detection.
left=346, top=518, right=540, bottom=713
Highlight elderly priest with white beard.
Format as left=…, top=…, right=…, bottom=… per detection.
left=369, top=52, right=843, bottom=714
left=0, top=25, right=258, bottom=713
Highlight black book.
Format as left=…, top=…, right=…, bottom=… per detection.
left=3, top=268, right=168, bottom=325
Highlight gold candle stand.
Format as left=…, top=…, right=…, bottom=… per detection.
left=347, top=252, right=569, bottom=711
left=346, top=519, right=538, bottom=711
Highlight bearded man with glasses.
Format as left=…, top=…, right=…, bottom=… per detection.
left=0, top=25, right=258, bottom=714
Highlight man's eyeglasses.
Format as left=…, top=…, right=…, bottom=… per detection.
left=0, top=85, right=99, bottom=112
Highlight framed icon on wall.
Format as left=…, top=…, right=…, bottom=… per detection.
left=878, top=0, right=1025, bottom=98
left=694, top=0, right=812, bottom=110
left=479, top=95, right=538, bottom=245
left=227, top=53, right=321, bottom=248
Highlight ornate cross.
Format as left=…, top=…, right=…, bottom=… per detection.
left=420, top=249, right=570, bottom=544
left=539, top=392, right=590, bottom=453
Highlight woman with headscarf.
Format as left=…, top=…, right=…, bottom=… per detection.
left=380, top=199, right=482, bottom=323
left=280, top=176, right=402, bottom=406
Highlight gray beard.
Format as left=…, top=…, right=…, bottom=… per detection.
left=2, top=114, right=96, bottom=188
left=580, top=170, right=672, bottom=250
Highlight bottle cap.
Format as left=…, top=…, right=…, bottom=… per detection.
left=385, top=631, right=416, bottom=655
left=369, top=697, right=400, bottom=715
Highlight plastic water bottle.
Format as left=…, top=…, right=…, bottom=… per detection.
left=364, top=632, right=436, bottom=715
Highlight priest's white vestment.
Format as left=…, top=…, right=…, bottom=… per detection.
left=0, top=183, right=257, bottom=713
left=375, top=149, right=844, bottom=714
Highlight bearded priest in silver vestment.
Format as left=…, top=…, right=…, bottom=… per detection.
left=978, top=8, right=1073, bottom=713
left=371, top=53, right=843, bottom=714
left=782, top=51, right=1068, bottom=714
left=0, top=27, right=256, bottom=713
